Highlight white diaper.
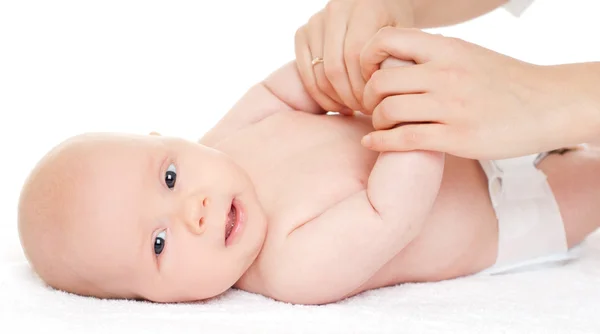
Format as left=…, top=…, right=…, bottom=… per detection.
left=477, top=152, right=577, bottom=275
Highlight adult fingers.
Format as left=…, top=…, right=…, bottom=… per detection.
left=372, top=94, right=444, bottom=130
left=306, top=13, right=346, bottom=108
left=343, top=5, right=384, bottom=109
left=361, top=123, right=451, bottom=152
left=360, top=27, right=445, bottom=81
left=295, top=21, right=345, bottom=113
left=362, top=64, right=434, bottom=114
left=322, top=1, right=362, bottom=113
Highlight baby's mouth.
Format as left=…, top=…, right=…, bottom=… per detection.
left=225, top=202, right=237, bottom=242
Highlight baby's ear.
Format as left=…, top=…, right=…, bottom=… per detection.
left=149, top=131, right=161, bottom=136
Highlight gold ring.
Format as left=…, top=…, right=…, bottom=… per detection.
left=311, top=57, right=324, bottom=66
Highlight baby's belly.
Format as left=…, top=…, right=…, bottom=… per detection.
left=361, top=156, right=499, bottom=291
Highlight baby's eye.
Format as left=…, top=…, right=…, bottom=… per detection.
left=154, top=231, right=166, bottom=256
left=165, top=163, right=177, bottom=189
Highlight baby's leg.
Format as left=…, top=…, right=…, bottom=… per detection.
left=537, top=146, right=600, bottom=247
left=441, top=147, right=600, bottom=278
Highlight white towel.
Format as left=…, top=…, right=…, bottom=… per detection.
left=1, top=230, right=599, bottom=334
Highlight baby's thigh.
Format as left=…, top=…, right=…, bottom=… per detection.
left=537, top=147, right=600, bottom=247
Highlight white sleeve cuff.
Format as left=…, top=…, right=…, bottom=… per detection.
left=503, top=0, right=535, bottom=17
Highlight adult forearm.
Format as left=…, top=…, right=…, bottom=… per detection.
left=546, top=62, right=600, bottom=146
left=408, top=0, right=508, bottom=28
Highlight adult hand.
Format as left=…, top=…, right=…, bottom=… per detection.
left=294, top=0, right=414, bottom=115
left=360, top=27, right=594, bottom=160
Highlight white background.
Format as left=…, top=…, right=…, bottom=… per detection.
left=1, top=0, right=600, bottom=263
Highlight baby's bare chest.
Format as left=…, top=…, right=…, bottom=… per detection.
left=216, top=112, right=378, bottom=231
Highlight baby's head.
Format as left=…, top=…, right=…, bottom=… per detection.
left=18, top=133, right=267, bottom=302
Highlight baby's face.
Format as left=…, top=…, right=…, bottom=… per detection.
left=63, top=134, right=267, bottom=302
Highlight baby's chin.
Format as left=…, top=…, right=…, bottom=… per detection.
left=139, top=283, right=236, bottom=304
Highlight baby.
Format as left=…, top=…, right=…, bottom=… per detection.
left=17, top=60, right=600, bottom=305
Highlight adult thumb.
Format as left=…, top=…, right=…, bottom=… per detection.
left=360, top=27, right=442, bottom=81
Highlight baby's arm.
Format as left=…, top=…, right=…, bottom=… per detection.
left=265, top=151, right=445, bottom=305
left=201, top=61, right=324, bottom=146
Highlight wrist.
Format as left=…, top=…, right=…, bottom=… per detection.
left=403, top=0, right=418, bottom=26
left=573, top=63, right=600, bottom=143
left=408, top=0, right=507, bottom=28
left=537, top=63, right=600, bottom=147
left=388, top=0, right=417, bottom=28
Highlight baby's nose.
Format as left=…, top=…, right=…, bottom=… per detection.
left=181, top=195, right=208, bottom=235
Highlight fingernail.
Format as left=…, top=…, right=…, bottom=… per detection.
left=361, top=134, right=372, bottom=147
